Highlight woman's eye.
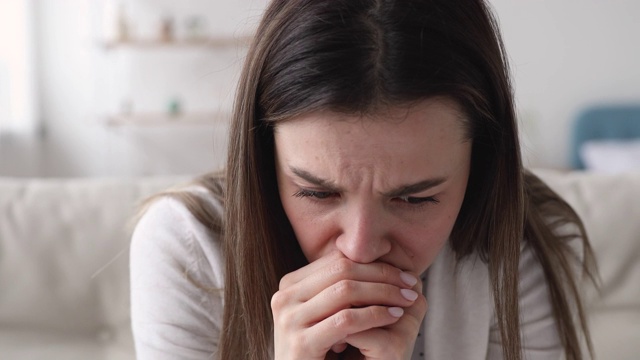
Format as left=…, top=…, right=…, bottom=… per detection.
left=396, top=196, right=439, bottom=205
left=293, top=189, right=336, bottom=199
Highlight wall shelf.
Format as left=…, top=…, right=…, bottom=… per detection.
left=106, top=112, right=230, bottom=126
left=102, top=36, right=251, bottom=50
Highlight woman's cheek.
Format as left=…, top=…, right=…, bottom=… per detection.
left=291, top=214, right=335, bottom=263
left=405, top=211, right=457, bottom=270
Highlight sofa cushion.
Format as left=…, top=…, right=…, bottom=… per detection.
left=535, top=170, right=640, bottom=310
left=0, top=176, right=188, bottom=359
left=535, top=169, right=640, bottom=360
left=0, top=327, right=133, bottom=360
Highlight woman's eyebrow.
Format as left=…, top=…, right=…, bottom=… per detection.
left=290, top=166, right=445, bottom=197
left=290, top=167, right=341, bottom=192
left=382, top=178, right=447, bottom=198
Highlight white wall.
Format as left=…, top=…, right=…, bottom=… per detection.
left=1, top=0, right=639, bottom=177
left=490, top=0, right=640, bottom=168
left=1, top=0, right=264, bottom=178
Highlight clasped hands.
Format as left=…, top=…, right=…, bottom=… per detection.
left=272, top=251, right=428, bottom=360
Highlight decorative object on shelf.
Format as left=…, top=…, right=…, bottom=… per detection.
left=168, top=97, right=182, bottom=117
left=115, top=3, right=130, bottom=42
left=101, top=35, right=251, bottom=50
left=184, top=16, right=207, bottom=41
left=159, top=16, right=174, bottom=43
left=105, top=112, right=229, bottom=126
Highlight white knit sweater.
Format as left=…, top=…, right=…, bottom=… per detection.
left=130, top=192, right=565, bottom=359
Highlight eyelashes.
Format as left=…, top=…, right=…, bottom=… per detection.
left=396, top=195, right=440, bottom=205
left=293, top=189, right=335, bottom=199
left=292, top=189, right=440, bottom=207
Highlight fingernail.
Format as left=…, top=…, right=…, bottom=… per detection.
left=388, top=307, right=404, bottom=317
left=401, top=288, right=419, bottom=301
left=400, top=272, right=418, bottom=286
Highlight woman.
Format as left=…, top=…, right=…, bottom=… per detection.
left=130, top=0, right=596, bottom=359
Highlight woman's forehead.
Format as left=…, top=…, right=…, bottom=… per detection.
left=273, top=97, right=472, bottom=187
left=273, top=97, right=469, bottom=137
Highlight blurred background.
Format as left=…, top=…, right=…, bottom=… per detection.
left=1, top=0, right=639, bottom=178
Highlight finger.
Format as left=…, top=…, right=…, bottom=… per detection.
left=330, top=342, right=348, bottom=353
left=300, top=280, right=419, bottom=324
left=278, top=250, right=343, bottom=289
left=272, top=261, right=419, bottom=329
left=304, top=306, right=404, bottom=352
left=279, top=256, right=419, bottom=303
left=345, top=327, right=408, bottom=359
left=399, top=289, right=428, bottom=333
left=345, top=293, right=427, bottom=357
left=284, top=256, right=417, bottom=293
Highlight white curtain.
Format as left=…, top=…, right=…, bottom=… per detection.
left=0, top=0, right=38, bottom=134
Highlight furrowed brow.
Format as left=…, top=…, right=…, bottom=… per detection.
left=290, top=167, right=341, bottom=192
left=383, top=178, right=447, bottom=198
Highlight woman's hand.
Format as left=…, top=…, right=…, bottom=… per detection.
left=271, top=251, right=427, bottom=360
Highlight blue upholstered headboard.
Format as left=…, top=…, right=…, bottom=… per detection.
left=571, top=105, right=640, bottom=169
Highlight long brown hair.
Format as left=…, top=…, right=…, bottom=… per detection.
left=217, top=0, right=597, bottom=359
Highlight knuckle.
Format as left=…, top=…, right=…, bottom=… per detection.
left=366, top=306, right=384, bottom=323
left=277, top=308, right=296, bottom=328
left=333, top=310, right=356, bottom=330
left=270, top=290, right=289, bottom=311
left=417, top=294, right=428, bottom=313
left=378, top=262, right=393, bottom=279
left=329, top=258, right=353, bottom=276
left=332, top=279, right=356, bottom=297
left=278, top=273, right=294, bottom=289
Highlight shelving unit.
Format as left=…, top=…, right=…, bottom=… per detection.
left=106, top=112, right=231, bottom=126
left=99, top=35, right=245, bottom=127
left=101, top=35, right=252, bottom=50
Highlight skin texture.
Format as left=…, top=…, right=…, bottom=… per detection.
left=271, top=98, right=473, bottom=359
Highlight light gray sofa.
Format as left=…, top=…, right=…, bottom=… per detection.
left=0, top=176, right=186, bottom=360
left=0, top=170, right=639, bottom=359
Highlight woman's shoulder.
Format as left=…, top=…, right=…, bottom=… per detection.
left=130, top=179, right=227, bottom=357
left=131, top=176, right=226, bottom=289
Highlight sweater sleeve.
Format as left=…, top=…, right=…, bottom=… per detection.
left=130, top=196, right=225, bottom=360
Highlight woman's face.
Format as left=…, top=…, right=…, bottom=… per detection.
left=274, top=98, right=472, bottom=275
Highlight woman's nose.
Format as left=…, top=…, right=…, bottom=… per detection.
left=334, top=202, right=391, bottom=264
